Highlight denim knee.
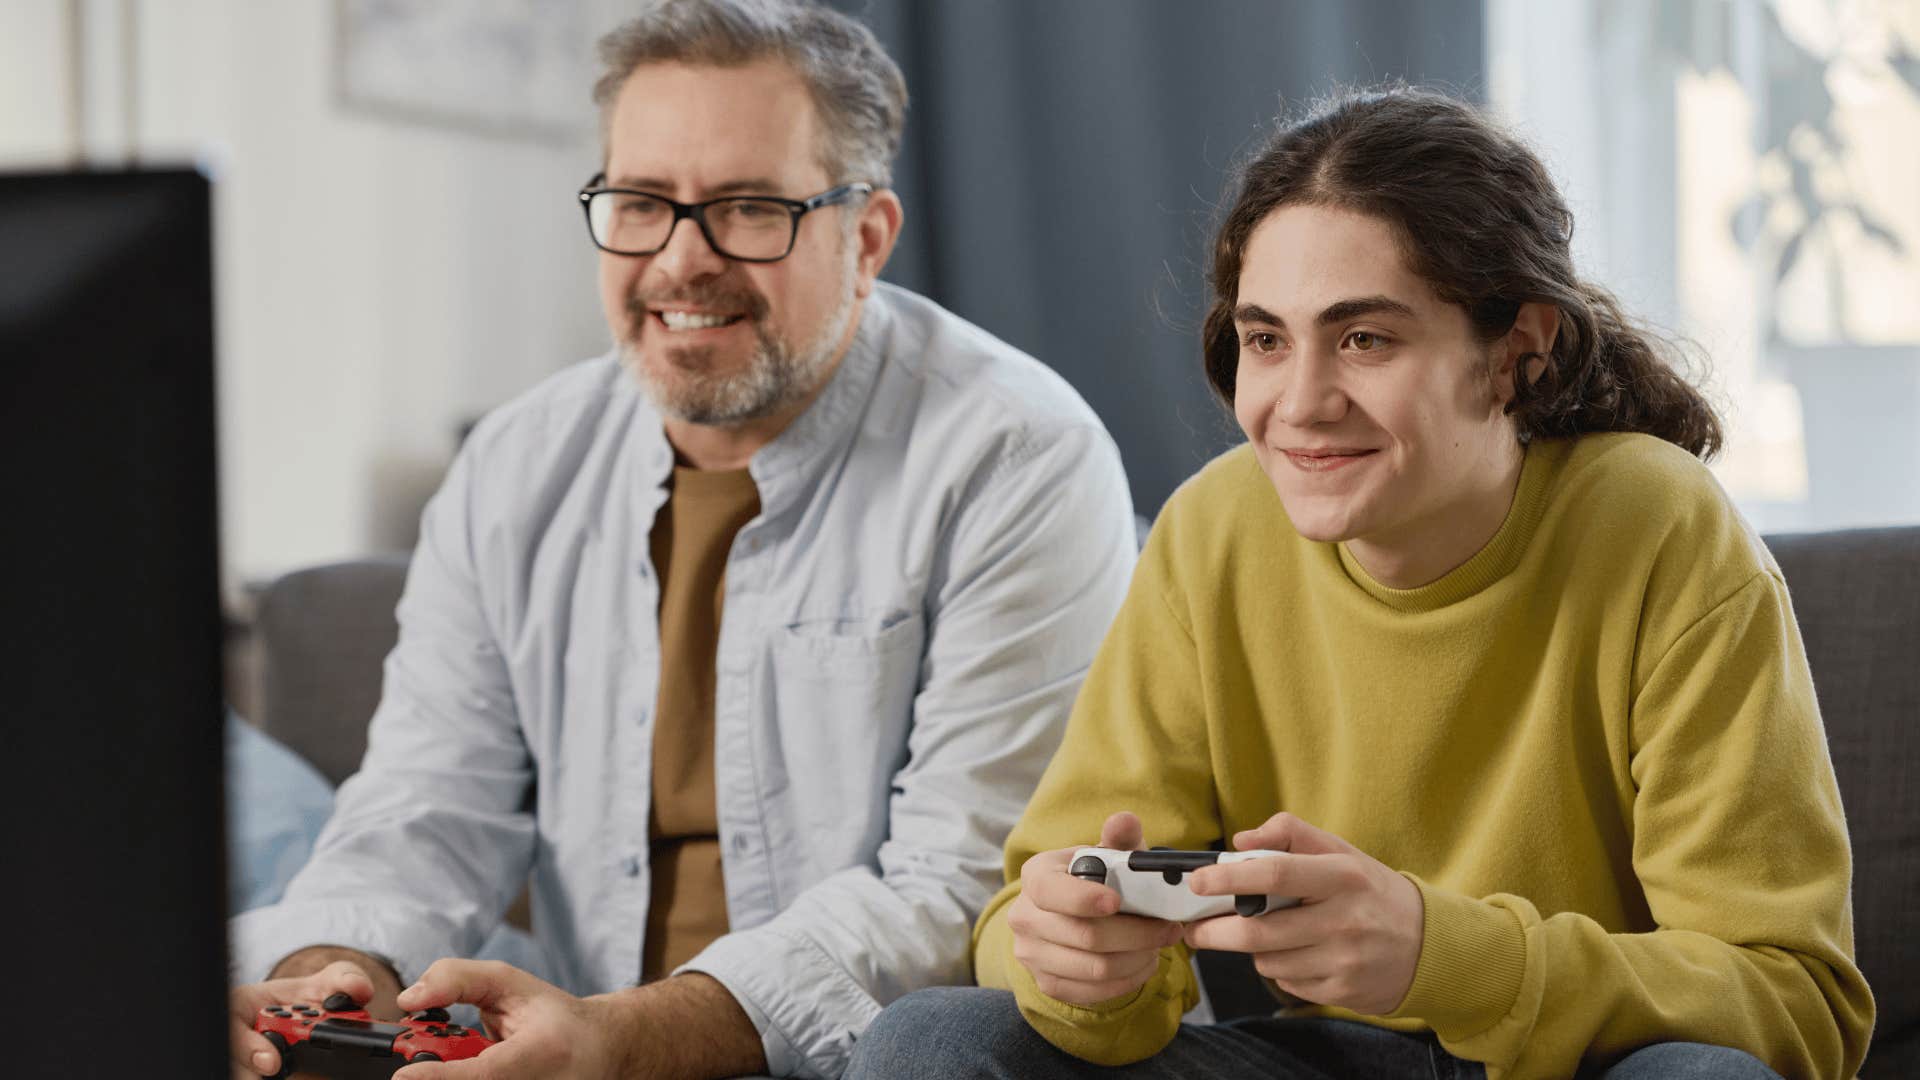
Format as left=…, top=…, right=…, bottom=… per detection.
left=1602, top=1042, right=1783, bottom=1079
left=845, top=987, right=1036, bottom=1080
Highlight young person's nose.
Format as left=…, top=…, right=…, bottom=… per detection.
left=1275, top=348, right=1349, bottom=428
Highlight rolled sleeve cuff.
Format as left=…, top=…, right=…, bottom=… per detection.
left=676, top=927, right=881, bottom=1079
left=229, top=900, right=457, bottom=988
left=1389, top=873, right=1528, bottom=1040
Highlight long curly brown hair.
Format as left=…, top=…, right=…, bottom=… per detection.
left=1202, top=87, right=1722, bottom=459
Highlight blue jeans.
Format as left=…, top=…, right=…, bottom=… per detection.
left=843, top=988, right=1782, bottom=1079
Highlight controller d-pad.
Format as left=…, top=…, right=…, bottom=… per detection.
left=321, top=991, right=360, bottom=1012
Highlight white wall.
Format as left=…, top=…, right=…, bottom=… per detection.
left=1, top=0, right=612, bottom=585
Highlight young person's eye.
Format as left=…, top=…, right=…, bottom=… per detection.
left=1344, top=330, right=1389, bottom=352
left=1242, top=330, right=1281, bottom=354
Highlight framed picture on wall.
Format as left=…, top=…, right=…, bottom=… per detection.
left=333, top=0, right=599, bottom=141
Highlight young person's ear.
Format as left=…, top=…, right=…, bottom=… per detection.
left=1491, top=302, right=1561, bottom=409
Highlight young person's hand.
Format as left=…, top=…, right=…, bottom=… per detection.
left=1005, top=810, right=1186, bottom=1006
left=1183, top=812, right=1424, bottom=1016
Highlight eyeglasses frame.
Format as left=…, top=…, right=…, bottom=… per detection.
left=576, top=175, right=874, bottom=262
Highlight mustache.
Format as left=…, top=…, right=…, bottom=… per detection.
left=625, top=285, right=770, bottom=328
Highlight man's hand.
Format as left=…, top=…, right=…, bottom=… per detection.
left=390, top=961, right=767, bottom=1079
left=1006, top=810, right=1185, bottom=1006
left=1183, top=812, right=1425, bottom=1017
left=229, top=954, right=393, bottom=1079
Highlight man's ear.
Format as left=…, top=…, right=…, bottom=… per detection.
left=852, top=189, right=904, bottom=299
left=1491, top=301, right=1561, bottom=409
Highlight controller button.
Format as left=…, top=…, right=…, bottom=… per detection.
left=412, top=1007, right=451, bottom=1023
left=321, top=991, right=359, bottom=1012
left=1162, top=870, right=1183, bottom=885
left=445, top=1025, right=467, bottom=1035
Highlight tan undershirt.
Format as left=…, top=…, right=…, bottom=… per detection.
left=642, top=464, right=759, bottom=982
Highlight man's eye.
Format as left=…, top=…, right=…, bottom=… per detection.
left=616, top=197, right=666, bottom=219
left=1243, top=331, right=1280, bottom=354
left=719, top=201, right=781, bottom=223
left=1345, top=331, right=1386, bottom=351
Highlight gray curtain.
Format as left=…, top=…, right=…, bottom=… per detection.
left=832, top=0, right=1484, bottom=517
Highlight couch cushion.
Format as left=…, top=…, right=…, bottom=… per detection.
left=254, top=554, right=409, bottom=787
left=1767, top=526, right=1920, bottom=1076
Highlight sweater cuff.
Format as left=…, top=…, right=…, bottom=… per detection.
left=1389, top=874, right=1527, bottom=1040
left=976, top=905, right=1194, bottom=1065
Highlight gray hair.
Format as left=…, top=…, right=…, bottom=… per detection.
left=592, top=0, right=908, bottom=188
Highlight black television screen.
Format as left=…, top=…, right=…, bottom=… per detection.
left=0, top=168, right=227, bottom=1078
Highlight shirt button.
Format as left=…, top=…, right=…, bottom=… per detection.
left=623, top=855, right=642, bottom=877
left=730, top=833, right=753, bottom=854
left=634, top=561, right=650, bottom=578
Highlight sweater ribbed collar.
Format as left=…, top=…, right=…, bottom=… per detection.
left=1332, top=438, right=1562, bottom=613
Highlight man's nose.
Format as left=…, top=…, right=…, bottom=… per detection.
left=1275, top=349, right=1348, bottom=428
left=648, top=215, right=728, bottom=281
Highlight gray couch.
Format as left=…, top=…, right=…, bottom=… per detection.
left=250, top=527, right=1920, bottom=1075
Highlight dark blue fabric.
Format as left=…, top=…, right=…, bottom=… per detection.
left=844, top=987, right=1784, bottom=1080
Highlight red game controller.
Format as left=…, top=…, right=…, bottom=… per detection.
left=254, top=990, right=493, bottom=1078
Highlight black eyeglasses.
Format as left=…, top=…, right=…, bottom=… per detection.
left=577, top=175, right=872, bottom=262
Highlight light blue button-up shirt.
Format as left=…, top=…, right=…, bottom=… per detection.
left=230, top=283, right=1137, bottom=1077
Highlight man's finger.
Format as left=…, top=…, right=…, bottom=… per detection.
left=1189, top=851, right=1355, bottom=903
left=296, top=960, right=375, bottom=1006
left=397, top=958, right=533, bottom=1014
left=228, top=1016, right=280, bottom=1077
left=1233, top=812, right=1350, bottom=857
left=1098, top=810, right=1143, bottom=851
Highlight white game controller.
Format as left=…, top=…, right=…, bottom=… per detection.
left=1069, top=847, right=1301, bottom=922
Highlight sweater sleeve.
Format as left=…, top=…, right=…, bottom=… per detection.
left=970, top=522, right=1218, bottom=1065
left=1389, top=571, right=1875, bottom=1080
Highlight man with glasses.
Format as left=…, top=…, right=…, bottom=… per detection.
left=226, top=2, right=1135, bottom=1077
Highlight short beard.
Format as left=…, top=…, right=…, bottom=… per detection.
left=620, top=257, right=857, bottom=428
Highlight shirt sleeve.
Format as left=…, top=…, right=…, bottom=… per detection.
left=1388, top=571, right=1876, bottom=1080
left=970, top=512, right=1218, bottom=1066
left=679, top=420, right=1138, bottom=1078
left=228, top=445, right=537, bottom=986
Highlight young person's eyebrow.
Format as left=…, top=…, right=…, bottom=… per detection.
left=1233, top=302, right=1284, bottom=326
left=1233, top=296, right=1416, bottom=328
left=1315, top=295, right=1416, bottom=326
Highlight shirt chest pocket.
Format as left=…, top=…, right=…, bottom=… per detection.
left=757, top=613, right=925, bottom=873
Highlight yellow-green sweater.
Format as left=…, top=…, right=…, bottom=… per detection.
left=973, top=433, right=1874, bottom=1079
